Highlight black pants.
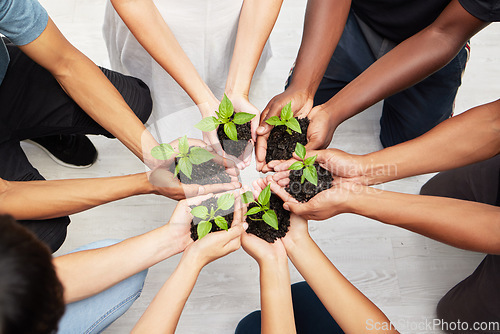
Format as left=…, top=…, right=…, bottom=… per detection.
left=0, top=41, right=153, bottom=253
left=421, top=155, right=500, bottom=333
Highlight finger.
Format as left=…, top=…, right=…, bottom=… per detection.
left=250, top=116, right=259, bottom=143
left=206, top=131, right=225, bottom=157
left=272, top=158, right=298, bottom=172
left=189, top=182, right=240, bottom=197
left=267, top=159, right=286, bottom=171
left=277, top=177, right=290, bottom=187
left=241, top=141, right=254, bottom=167
left=285, top=201, right=311, bottom=218
left=184, top=193, right=214, bottom=207
left=223, top=233, right=242, bottom=253
left=255, top=133, right=269, bottom=170
left=268, top=181, right=298, bottom=205
left=261, top=163, right=274, bottom=173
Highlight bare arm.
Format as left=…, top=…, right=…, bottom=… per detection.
left=19, top=18, right=159, bottom=163
left=0, top=174, right=153, bottom=220
left=110, top=0, right=219, bottom=113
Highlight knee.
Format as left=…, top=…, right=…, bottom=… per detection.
left=20, top=215, right=71, bottom=253
left=134, top=79, right=153, bottom=125
left=235, top=311, right=261, bottom=334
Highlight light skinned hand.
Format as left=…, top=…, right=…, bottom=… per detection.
left=255, top=87, right=314, bottom=172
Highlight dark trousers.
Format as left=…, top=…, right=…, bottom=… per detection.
left=420, top=155, right=500, bottom=333
left=0, top=41, right=153, bottom=253
left=235, top=282, right=344, bottom=334
left=289, top=10, right=468, bottom=148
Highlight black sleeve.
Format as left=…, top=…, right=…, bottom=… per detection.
left=458, top=0, right=500, bottom=22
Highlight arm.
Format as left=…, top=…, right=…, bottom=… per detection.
left=0, top=174, right=153, bottom=220
left=131, top=224, right=245, bottom=334
left=19, top=18, right=159, bottom=164
left=110, top=0, right=219, bottom=114
left=283, top=215, right=398, bottom=334
left=307, top=0, right=489, bottom=149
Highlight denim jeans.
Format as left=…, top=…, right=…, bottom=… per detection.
left=57, top=240, right=148, bottom=334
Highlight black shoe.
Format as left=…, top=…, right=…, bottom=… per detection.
left=27, top=134, right=98, bottom=168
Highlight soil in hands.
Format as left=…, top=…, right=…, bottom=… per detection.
left=245, top=194, right=290, bottom=243
left=169, top=148, right=232, bottom=185
left=265, top=118, right=309, bottom=163
left=217, top=121, right=252, bottom=158
left=190, top=197, right=234, bottom=241
left=286, top=163, right=333, bottom=203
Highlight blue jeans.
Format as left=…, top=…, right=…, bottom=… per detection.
left=235, top=282, right=344, bottom=334
left=296, top=10, right=469, bottom=148
left=57, top=240, right=148, bottom=334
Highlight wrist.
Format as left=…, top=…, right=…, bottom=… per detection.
left=286, top=81, right=316, bottom=100
left=139, top=172, right=157, bottom=195
left=359, top=153, right=399, bottom=185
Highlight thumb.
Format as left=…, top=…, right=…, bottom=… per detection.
left=283, top=201, right=308, bottom=216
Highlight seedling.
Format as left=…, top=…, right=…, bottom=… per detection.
left=195, top=94, right=255, bottom=141
left=242, top=184, right=278, bottom=230
left=265, top=102, right=302, bottom=135
left=191, top=193, right=235, bottom=239
left=288, top=143, right=318, bottom=186
left=150, top=135, right=214, bottom=179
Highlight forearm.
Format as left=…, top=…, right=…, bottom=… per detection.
left=54, top=224, right=185, bottom=303
left=259, top=258, right=296, bottom=334
left=111, top=0, right=218, bottom=109
left=322, top=0, right=487, bottom=125
left=350, top=187, right=500, bottom=254
left=225, top=0, right=283, bottom=97
left=132, top=255, right=201, bottom=334
left=0, top=173, right=153, bottom=220
left=286, top=238, right=396, bottom=334
left=286, top=0, right=350, bottom=96
left=360, top=100, right=500, bottom=184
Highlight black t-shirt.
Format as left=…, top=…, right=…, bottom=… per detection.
left=459, top=0, right=500, bottom=21
left=351, top=0, right=451, bottom=43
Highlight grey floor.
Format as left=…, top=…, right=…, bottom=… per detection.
left=32, top=1, right=500, bottom=333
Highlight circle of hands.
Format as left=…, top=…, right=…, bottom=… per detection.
left=149, top=94, right=375, bottom=265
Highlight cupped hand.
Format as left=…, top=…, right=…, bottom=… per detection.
left=255, top=88, right=314, bottom=172
left=305, top=105, right=338, bottom=151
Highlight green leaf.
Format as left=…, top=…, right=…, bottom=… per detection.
left=197, top=221, right=212, bottom=239
left=295, top=143, right=306, bottom=160
left=245, top=206, right=264, bottom=216
left=188, top=147, right=213, bottom=165
left=191, top=206, right=209, bottom=219
left=241, top=191, right=254, bottom=204
left=280, top=102, right=293, bottom=121
left=178, top=135, right=189, bottom=155
left=288, top=161, right=305, bottom=171
left=177, top=157, right=192, bottom=179
left=224, top=122, right=238, bottom=141
left=151, top=143, right=175, bottom=160
left=174, top=163, right=181, bottom=177
left=304, top=155, right=317, bottom=166
left=210, top=207, right=215, bottom=218
left=262, top=210, right=279, bottom=230
left=301, top=173, right=306, bottom=184
left=265, top=116, right=283, bottom=126
left=214, top=216, right=228, bottom=230
left=286, top=117, right=302, bottom=134
left=219, top=94, right=234, bottom=120
left=195, top=117, right=219, bottom=132
left=217, top=193, right=235, bottom=211
left=304, top=166, right=318, bottom=186
left=233, top=112, right=256, bottom=125
left=258, top=184, right=271, bottom=206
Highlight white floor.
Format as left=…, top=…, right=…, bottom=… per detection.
left=29, top=1, right=500, bottom=333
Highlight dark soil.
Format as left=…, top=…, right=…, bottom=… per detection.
left=190, top=196, right=234, bottom=241
left=217, top=117, right=252, bottom=158
left=286, top=163, right=333, bottom=203
left=169, top=148, right=232, bottom=185
left=245, top=194, right=290, bottom=243
left=265, top=118, right=309, bottom=163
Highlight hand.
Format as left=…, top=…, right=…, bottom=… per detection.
left=270, top=148, right=369, bottom=185
left=255, top=87, right=314, bottom=172
left=198, top=98, right=225, bottom=158
left=305, top=104, right=338, bottom=151
left=281, top=213, right=310, bottom=251
left=266, top=179, right=359, bottom=221
left=148, top=137, right=241, bottom=200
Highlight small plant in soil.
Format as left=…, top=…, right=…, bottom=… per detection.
left=243, top=185, right=290, bottom=243
left=285, top=144, right=334, bottom=203
left=195, top=94, right=255, bottom=157
left=190, top=193, right=235, bottom=240
left=265, top=102, right=302, bottom=135
left=288, top=143, right=318, bottom=185
left=264, top=102, right=309, bottom=164
left=151, top=135, right=213, bottom=179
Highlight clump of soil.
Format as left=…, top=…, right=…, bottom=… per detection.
left=169, top=148, right=232, bottom=185
left=286, top=163, right=333, bottom=203
left=245, top=194, right=290, bottom=243
left=217, top=120, right=252, bottom=158
left=265, top=118, right=309, bottom=163
left=190, top=196, right=234, bottom=241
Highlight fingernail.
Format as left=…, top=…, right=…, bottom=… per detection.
left=242, top=222, right=249, bottom=230
left=257, top=126, right=265, bottom=133
left=283, top=203, right=290, bottom=211
left=198, top=186, right=205, bottom=195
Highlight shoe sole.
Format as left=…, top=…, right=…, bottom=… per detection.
left=24, top=139, right=95, bottom=169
